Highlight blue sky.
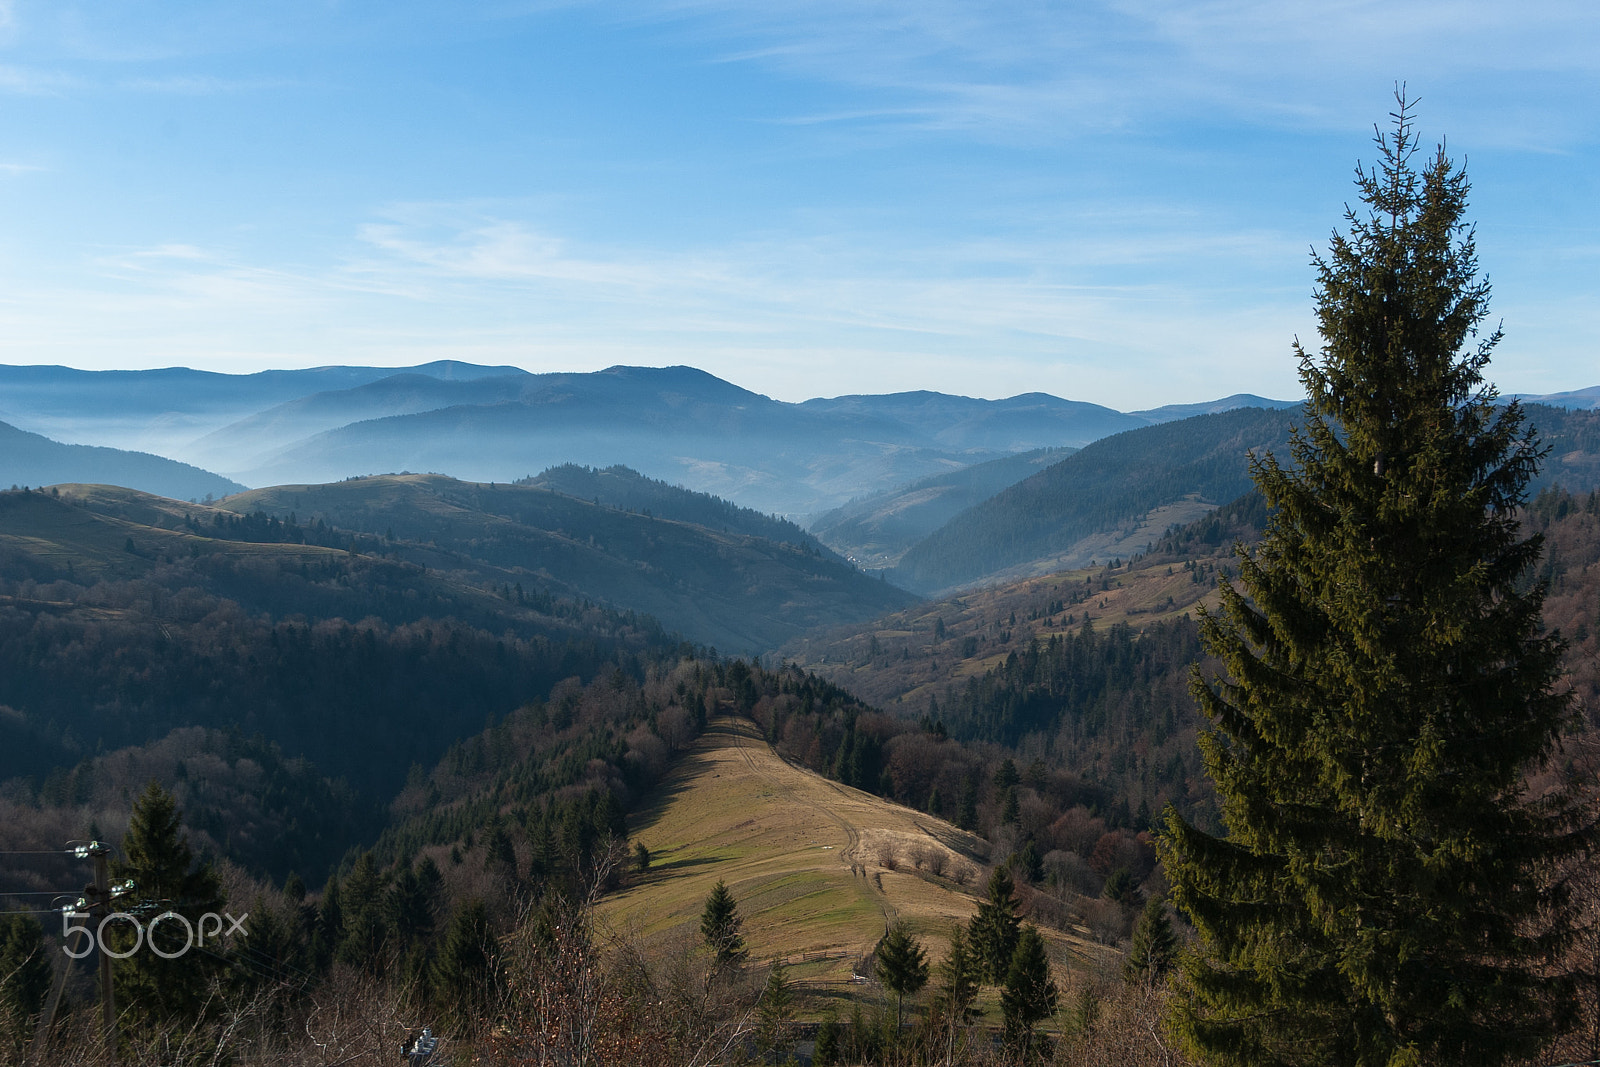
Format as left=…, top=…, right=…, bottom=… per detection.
left=0, top=1, right=1594, bottom=408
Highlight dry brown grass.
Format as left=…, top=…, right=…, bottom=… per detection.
left=598, top=717, right=1113, bottom=1015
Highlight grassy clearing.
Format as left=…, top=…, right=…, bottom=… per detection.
left=599, top=717, right=1115, bottom=1016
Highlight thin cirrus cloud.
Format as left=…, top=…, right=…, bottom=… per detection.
left=655, top=0, right=1599, bottom=145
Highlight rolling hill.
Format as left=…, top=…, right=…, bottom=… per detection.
left=519, top=463, right=836, bottom=558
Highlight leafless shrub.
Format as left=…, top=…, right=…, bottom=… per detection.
left=1081, top=897, right=1132, bottom=946
left=1051, top=978, right=1189, bottom=1067
left=293, top=968, right=421, bottom=1067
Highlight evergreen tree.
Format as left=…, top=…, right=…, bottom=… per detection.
left=937, top=924, right=981, bottom=1027
left=700, top=879, right=747, bottom=964
left=482, top=824, right=519, bottom=886
left=431, top=900, right=500, bottom=1033
left=993, top=758, right=1020, bottom=793
left=1160, top=96, right=1586, bottom=1066
left=0, top=914, right=53, bottom=1048
left=311, top=875, right=344, bottom=972
left=1000, top=787, right=1020, bottom=826
left=968, top=865, right=1021, bottom=985
left=112, top=781, right=224, bottom=1028
left=1001, top=925, right=1058, bottom=1056
left=337, top=851, right=392, bottom=974
left=387, top=863, right=437, bottom=954
left=957, top=773, right=978, bottom=831
left=755, top=959, right=795, bottom=1059
left=874, top=921, right=929, bottom=1030
left=813, top=1012, right=842, bottom=1067
left=1123, top=895, right=1177, bottom=985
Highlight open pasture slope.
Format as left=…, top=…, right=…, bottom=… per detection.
left=600, top=716, right=1110, bottom=1005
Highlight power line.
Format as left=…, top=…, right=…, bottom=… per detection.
left=0, top=908, right=74, bottom=918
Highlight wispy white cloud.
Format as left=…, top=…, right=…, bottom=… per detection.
left=0, top=204, right=1315, bottom=405
left=118, top=74, right=301, bottom=94
left=0, top=62, right=76, bottom=93
left=642, top=0, right=1600, bottom=146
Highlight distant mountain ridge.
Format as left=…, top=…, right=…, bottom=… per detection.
left=1130, top=393, right=1304, bottom=423
left=1508, top=386, right=1600, bottom=411
left=0, top=419, right=243, bottom=501
left=0, top=361, right=1311, bottom=517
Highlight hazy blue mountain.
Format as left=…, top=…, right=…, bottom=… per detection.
left=520, top=463, right=839, bottom=558
left=0, top=360, right=521, bottom=457
left=800, top=390, right=1142, bottom=450
left=890, top=402, right=1600, bottom=595
left=188, top=371, right=542, bottom=471
left=228, top=366, right=997, bottom=516
left=1130, top=393, right=1302, bottom=424
left=0, top=420, right=244, bottom=500
left=1508, top=386, right=1600, bottom=411
left=809, top=446, right=1076, bottom=570
left=13, top=358, right=1531, bottom=523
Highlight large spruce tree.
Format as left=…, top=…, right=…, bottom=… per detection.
left=113, top=782, right=225, bottom=1030
left=1160, top=96, right=1586, bottom=1066
left=700, top=879, right=747, bottom=965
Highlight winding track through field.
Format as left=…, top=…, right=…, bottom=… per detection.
left=727, top=719, right=897, bottom=931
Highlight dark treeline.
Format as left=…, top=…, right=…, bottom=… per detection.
left=185, top=507, right=382, bottom=553
left=13, top=727, right=381, bottom=886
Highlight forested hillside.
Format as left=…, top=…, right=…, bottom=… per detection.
left=890, top=403, right=1600, bottom=595
left=0, top=488, right=679, bottom=804
left=219, top=473, right=913, bottom=652
left=809, top=447, right=1074, bottom=569
left=891, top=407, right=1297, bottom=593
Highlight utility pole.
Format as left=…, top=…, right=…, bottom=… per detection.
left=24, top=841, right=129, bottom=1067
left=87, top=841, right=117, bottom=1065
